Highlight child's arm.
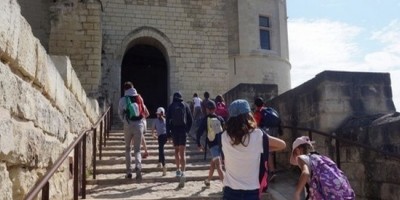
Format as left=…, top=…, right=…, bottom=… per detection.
left=294, top=158, right=310, bottom=200
left=268, top=135, right=286, bottom=152
left=151, top=123, right=157, bottom=138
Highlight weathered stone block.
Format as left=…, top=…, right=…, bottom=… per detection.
left=0, top=0, right=21, bottom=64
left=15, top=16, right=37, bottom=80
left=0, top=62, right=18, bottom=111
left=0, top=108, right=14, bottom=157
left=9, top=167, right=41, bottom=200
left=34, top=41, right=48, bottom=89
left=51, top=55, right=73, bottom=89
left=43, top=55, right=57, bottom=102
left=54, top=71, right=66, bottom=113
left=380, top=183, right=400, bottom=200
left=0, top=162, right=13, bottom=200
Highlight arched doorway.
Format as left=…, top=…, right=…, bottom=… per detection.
left=121, top=44, right=168, bottom=118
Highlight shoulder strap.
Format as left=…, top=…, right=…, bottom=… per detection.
left=262, top=129, right=269, bottom=161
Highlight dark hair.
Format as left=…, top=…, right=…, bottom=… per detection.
left=215, top=95, right=224, bottom=103
left=123, top=81, right=134, bottom=90
left=193, top=93, right=198, bottom=97
left=225, top=113, right=257, bottom=146
left=254, top=97, right=264, bottom=107
left=298, top=144, right=313, bottom=154
left=204, top=91, right=210, bottom=99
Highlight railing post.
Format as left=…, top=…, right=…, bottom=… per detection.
left=92, top=128, right=97, bottom=179
left=82, top=133, right=86, bottom=199
left=102, top=120, right=106, bottom=147
left=42, top=182, right=49, bottom=200
left=308, top=130, right=313, bottom=141
left=99, top=121, right=103, bottom=158
left=336, top=140, right=341, bottom=169
left=108, top=108, right=111, bottom=137
left=74, top=144, right=79, bottom=200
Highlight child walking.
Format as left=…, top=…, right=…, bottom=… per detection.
left=152, top=107, right=168, bottom=176
left=196, top=100, right=224, bottom=187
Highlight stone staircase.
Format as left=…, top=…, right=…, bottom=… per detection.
left=84, top=126, right=291, bottom=199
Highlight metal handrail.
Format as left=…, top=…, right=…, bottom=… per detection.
left=25, top=106, right=112, bottom=200
left=281, top=125, right=400, bottom=168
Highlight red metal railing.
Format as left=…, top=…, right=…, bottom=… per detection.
left=25, top=106, right=112, bottom=200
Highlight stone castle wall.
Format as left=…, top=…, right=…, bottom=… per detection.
left=0, top=1, right=99, bottom=199
left=48, top=0, right=102, bottom=96
left=269, top=71, right=398, bottom=199
left=101, top=0, right=230, bottom=105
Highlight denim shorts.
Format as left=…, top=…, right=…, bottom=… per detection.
left=209, top=145, right=221, bottom=160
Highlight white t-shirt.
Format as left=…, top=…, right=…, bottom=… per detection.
left=221, top=128, right=264, bottom=190
left=193, top=97, right=202, bottom=108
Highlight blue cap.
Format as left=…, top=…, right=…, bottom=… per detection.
left=229, top=99, right=251, bottom=117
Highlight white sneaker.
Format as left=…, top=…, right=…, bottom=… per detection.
left=178, top=172, right=185, bottom=188
left=162, top=166, right=167, bottom=176
left=157, top=163, right=162, bottom=168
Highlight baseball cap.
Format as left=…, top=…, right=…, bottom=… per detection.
left=229, top=99, right=251, bottom=117
left=156, top=107, right=165, bottom=115
left=206, top=100, right=216, bottom=109
left=290, top=136, right=315, bottom=165
left=124, top=88, right=138, bottom=96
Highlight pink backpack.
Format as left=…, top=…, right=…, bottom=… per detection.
left=215, top=102, right=228, bottom=119
left=308, top=153, right=355, bottom=199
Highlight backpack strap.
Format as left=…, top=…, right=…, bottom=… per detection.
left=259, top=129, right=269, bottom=196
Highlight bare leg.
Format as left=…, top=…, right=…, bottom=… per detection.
left=174, top=146, right=180, bottom=171
left=215, top=158, right=224, bottom=181
left=142, top=135, right=148, bottom=158
left=208, top=159, right=215, bottom=181
left=179, top=145, right=186, bottom=172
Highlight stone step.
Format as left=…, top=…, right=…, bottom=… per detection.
left=98, top=150, right=206, bottom=157
left=96, top=164, right=210, bottom=174
left=96, top=156, right=210, bottom=166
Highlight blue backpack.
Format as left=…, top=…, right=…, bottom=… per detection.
left=260, top=107, right=281, bottom=128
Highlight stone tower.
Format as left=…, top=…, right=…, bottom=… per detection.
left=17, top=0, right=291, bottom=115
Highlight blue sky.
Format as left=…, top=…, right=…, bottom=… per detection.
left=287, top=0, right=400, bottom=111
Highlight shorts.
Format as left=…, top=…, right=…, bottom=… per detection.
left=171, top=126, right=187, bottom=146
left=209, top=145, right=221, bottom=160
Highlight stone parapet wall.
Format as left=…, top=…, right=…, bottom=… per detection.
left=269, top=70, right=398, bottom=199
left=338, top=116, right=400, bottom=200
left=0, top=1, right=99, bottom=199
left=48, top=0, right=102, bottom=96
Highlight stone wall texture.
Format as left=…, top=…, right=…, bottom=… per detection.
left=0, top=0, right=100, bottom=199
left=269, top=70, right=398, bottom=200
left=48, top=0, right=102, bottom=96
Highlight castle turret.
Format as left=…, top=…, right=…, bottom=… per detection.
left=227, top=0, right=291, bottom=94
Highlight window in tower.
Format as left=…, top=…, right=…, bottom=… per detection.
left=259, top=16, right=271, bottom=50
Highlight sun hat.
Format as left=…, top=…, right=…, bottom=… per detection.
left=206, top=100, right=216, bottom=109
left=156, top=107, right=165, bottom=115
left=124, top=88, right=138, bottom=96
left=290, top=136, right=315, bottom=165
left=228, top=99, right=251, bottom=117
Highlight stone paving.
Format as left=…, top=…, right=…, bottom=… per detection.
left=85, top=128, right=297, bottom=200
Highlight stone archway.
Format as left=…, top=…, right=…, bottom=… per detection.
left=121, top=41, right=168, bottom=118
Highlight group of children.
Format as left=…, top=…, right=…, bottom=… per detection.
left=120, top=84, right=355, bottom=200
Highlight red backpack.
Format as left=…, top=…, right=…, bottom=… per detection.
left=215, top=102, right=228, bottom=119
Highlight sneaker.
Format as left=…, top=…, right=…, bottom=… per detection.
left=178, top=173, right=185, bottom=188
left=136, top=169, right=142, bottom=180
left=176, top=170, right=181, bottom=178
left=162, top=166, right=167, bottom=176
left=204, top=179, right=210, bottom=187
left=125, top=173, right=132, bottom=179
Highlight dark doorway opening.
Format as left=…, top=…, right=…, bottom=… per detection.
left=121, top=44, right=168, bottom=118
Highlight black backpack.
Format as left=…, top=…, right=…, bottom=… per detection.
left=171, top=102, right=186, bottom=126
left=259, top=130, right=269, bottom=193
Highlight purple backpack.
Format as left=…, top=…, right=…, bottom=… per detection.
left=308, top=153, right=355, bottom=200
